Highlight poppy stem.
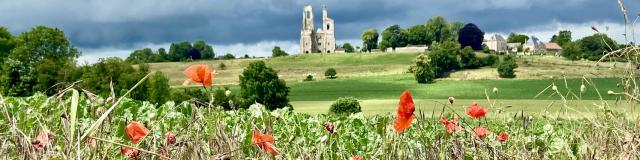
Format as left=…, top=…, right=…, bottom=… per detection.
left=90, top=136, right=169, bottom=159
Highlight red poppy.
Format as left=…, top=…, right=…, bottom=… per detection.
left=466, top=101, right=488, bottom=118
left=183, top=64, right=215, bottom=87
left=121, top=146, right=140, bottom=159
left=252, top=129, right=278, bottom=156
left=351, top=155, right=362, bottom=160
left=473, top=127, right=491, bottom=139
left=165, top=132, right=176, bottom=145
left=394, top=90, right=415, bottom=133
left=439, top=115, right=461, bottom=134
left=125, top=121, right=149, bottom=144
left=498, top=131, right=509, bottom=142
left=33, top=131, right=52, bottom=149
left=324, top=122, right=334, bottom=134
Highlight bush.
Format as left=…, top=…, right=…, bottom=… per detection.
left=213, top=87, right=239, bottom=110
left=272, top=46, right=289, bottom=57
left=561, top=42, right=582, bottom=61
left=239, top=61, right=291, bottom=110
left=148, top=72, right=170, bottom=105
left=329, top=97, right=361, bottom=115
left=222, top=53, right=235, bottom=60
left=325, top=68, right=337, bottom=79
left=497, top=56, right=518, bottom=78
left=482, top=54, right=499, bottom=67
left=460, top=46, right=483, bottom=69
left=304, top=73, right=314, bottom=81
left=219, top=63, right=226, bottom=70
left=409, top=54, right=435, bottom=83
left=428, top=41, right=462, bottom=78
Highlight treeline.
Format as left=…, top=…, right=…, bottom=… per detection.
left=555, top=30, right=623, bottom=61
left=126, top=40, right=215, bottom=63
left=0, top=26, right=171, bottom=104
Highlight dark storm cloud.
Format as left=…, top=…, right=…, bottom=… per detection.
left=0, top=0, right=638, bottom=50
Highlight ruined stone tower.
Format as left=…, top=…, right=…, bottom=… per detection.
left=300, top=5, right=335, bottom=54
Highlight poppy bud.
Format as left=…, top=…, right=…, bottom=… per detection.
left=607, top=90, right=615, bottom=95
left=447, top=96, right=455, bottom=104
left=492, top=87, right=498, bottom=94
left=552, top=85, right=558, bottom=91
left=96, top=107, right=105, bottom=116
left=87, top=138, right=97, bottom=149
left=580, top=84, right=586, bottom=93
left=225, top=90, right=232, bottom=97
left=323, top=122, right=334, bottom=133
left=498, top=131, right=509, bottom=142
left=165, top=132, right=176, bottom=145
left=121, top=146, right=140, bottom=159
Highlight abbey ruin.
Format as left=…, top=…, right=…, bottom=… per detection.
left=300, top=5, right=336, bottom=54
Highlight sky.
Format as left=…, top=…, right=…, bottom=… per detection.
left=1, top=0, right=639, bottom=63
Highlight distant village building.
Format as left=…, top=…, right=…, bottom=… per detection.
left=483, top=34, right=507, bottom=52
left=523, top=36, right=544, bottom=54
left=300, top=5, right=336, bottom=54
left=507, top=42, right=521, bottom=53
left=544, top=43, right=563, bottom=55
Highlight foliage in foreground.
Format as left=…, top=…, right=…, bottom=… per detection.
left=0, top=93, right=638, bottom=159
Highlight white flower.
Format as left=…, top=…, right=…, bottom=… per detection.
left=225, top=90, right=231, bottom=97
left=248, top=103, right=266, bottom=118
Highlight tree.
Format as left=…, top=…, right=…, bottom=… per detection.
left=222, top=53, right=236, bottom=60
left=380, top=25, right=408, bottom=51
left=361, top=28, right=379, bottom=52
left=460, top=46, right=483, bottom=69
left=342, top=43, right=355, bottom=53
left=148, top=71, right=170, bottom=105
left=193, top=40, right=215, bottom=59
left=458, top=23, right=485, bottom=50
left=577, top=33, right=617, bottom=61
left=550, top=30, right=572, bottom=47
left=407, top=25, right=427, bottom=45
left=497, top=56, right=518, bottom=78
left=2, top=26, right=79, bottom=96
left=409, top=54, right=435, bottom=83
left=507, top=33, right=529, bottom=44
left=0, top=27, right=14, bottom=64
left=561, top=42, right=582, bottom=61
left=425, top=16, right=449, bottom=44
left=329, top=97, right=361, bottom=115
left=126, top=48, right=153, bottom=63
left=168, top=42, right=193, bottom=61
left=428, top=41, right=462, bottom=78
left=271, top=46, right=289, bottom=57
left=324, top=68, right=337, bottom=79
left=239, top=61, right=291, bottom=110
left=79, top=57, right=150, bottom=100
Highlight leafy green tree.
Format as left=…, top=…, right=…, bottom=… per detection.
left=409, top=54, right=435, bottom=83
left=446, top=22, right=464, bottom=42
left=239, top=61, right=291, bottom=110
left=561, top=42, right=582, bottom=61
left=79, top=57, right=146, bottom=99
left=577, top=33, right=617, bottom=61
left=380, top=25, right=408, bottom=51
left=329, top=97, right=361, bottom=115
left=148, top=71, right=170, bottom=105
left=1, top=26, right=79, bottom=96
left=222, top=53, right=236, bottom=60
left=507, top=33, right=529, bottom=44
left=271, top=46, right=289, bottom=57
left=459, top=46, right=483, bottom=69
left=550, top=30, right=572, bottom=47
left=361, top=28, right=379, bottom=52
left=497, top=56, right=518, bottom=78
left=425, top=16, right=449, bottom=44
left=342, top=43, right=354, bottom=53
left=0, top=27, right=14, bottom=64
left=406, top=25, right=427, bottom=45
left=126, top=48, right=153, bottom=63
left=168, top=42, right=194, bottom=61
left=193, top=40, right=215, bottom=59
left=325, top=68, right=337, bottom=79
left=458, top=23, right=485, bottom=50
left=428, top=41, right=462, bottom=78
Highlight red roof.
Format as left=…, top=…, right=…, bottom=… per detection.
left=544, top=43, right=562, bottom=50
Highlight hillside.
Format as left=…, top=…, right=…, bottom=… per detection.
left=148, top=52, right=625, bottom=87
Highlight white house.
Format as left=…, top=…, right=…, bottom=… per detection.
left=483, top=34, right=507, bottom=53
left=523, top=36, right=544, bottom=54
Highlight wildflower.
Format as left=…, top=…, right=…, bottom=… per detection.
left=448, top=96, right=455, bottom=104
left=120, top=146, right=140, bottom=159
left=32, top=131, right=52, bottom=149
left=125, top=121, right=150, bottom=144
left=183, top=64, right=216, bottom=87
left=552, top=85, right=558, bottom=91
left=498, top=131, right=509, bottom=142
left=439, top=115, right=461, bottom=134
left=466, top=102, right=488, bottom=118
left=351, top=155, right=362, bottom=160
left=473, top=127, right=491, bottom=139
left=252, top=129, right=278, bottom=156
left=492, top=87, right=498, bottom=94
left=580, top=84, right=586, bottom=93
left=165, top=132, right=176, bottom=145
left=324, top=122, right=335, bottom=133
left=394, top=90, right=415, bottom=133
